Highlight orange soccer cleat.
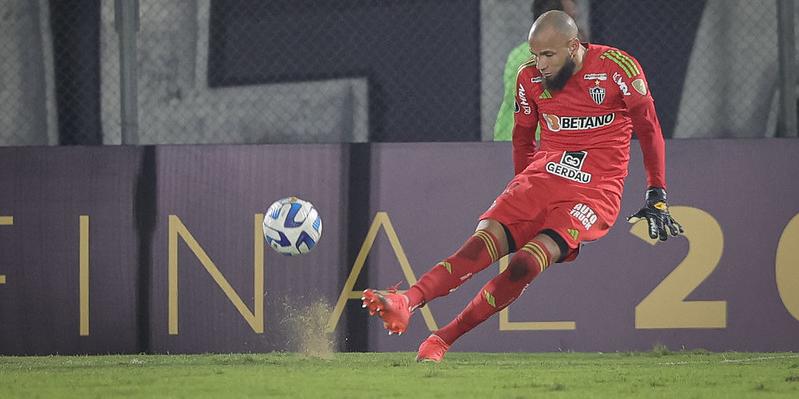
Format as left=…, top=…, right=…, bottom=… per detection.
left=416, top=334, right=450, bottom=362
left=361, top=287, right=411, bottom=335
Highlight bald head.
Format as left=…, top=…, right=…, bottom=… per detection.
left=528, top=10, right=578, bottom=43
left=526, top=10, right=584, bottom=91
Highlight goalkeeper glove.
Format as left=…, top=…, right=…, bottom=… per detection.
left=626, top=187, right=684, bottom=241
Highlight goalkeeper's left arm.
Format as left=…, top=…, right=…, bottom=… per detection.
left=625, top=94, right=683, bottom=241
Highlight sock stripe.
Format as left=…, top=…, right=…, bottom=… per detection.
left=476, top=231, right=498, bottom=262
left=474, top=231, right=498, bottom=262
left=522, top=241, right=549, bottom=262
left=473, top=232, right=489, bottom=259
left=521, top=242, right=550, bottom=272
left=520, top=245, right=545, bottom=272
left=528, top=243, right=550, bottom=272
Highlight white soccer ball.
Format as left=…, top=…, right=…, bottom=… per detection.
left=262, top=197, right=322, bottom=256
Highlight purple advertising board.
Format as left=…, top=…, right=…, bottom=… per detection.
left=1, top=140, right=797, bottom=355
left=147, top=145, right=349, bottom=353
left=0, top=145, right=349, bottom=355
left=0, top=147, right=142, bottom=354
left=366, top=139, right=799, bottom=353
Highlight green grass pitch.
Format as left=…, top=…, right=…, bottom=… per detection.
left=2, top=351, right=798, bottom=398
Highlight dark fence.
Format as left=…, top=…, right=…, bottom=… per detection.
left=1, top=0, right=796, bottom=145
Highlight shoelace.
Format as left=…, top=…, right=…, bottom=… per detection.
left=384, top=281, right=424, bottom=312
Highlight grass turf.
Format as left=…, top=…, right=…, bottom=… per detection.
left=1, top=351, right=798, bottom=398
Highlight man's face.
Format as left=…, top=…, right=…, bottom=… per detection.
left=530, top=32, right=577, bottom=91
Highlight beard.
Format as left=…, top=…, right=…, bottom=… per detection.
left=543, top=57, right=576, bottom=92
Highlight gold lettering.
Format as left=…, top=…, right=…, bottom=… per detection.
left=498, top=255, right=576, bottom=330
left=168, top=214, right=264, bottom=335
left=776, top=213, right=799, bottom=321
left=0, top=216, right=12, bottom=285
left=80, top=216, right=90, bottom=336
left=326, top=212, right=438, bottom=332
left=632, top=206, right=726, bottom=329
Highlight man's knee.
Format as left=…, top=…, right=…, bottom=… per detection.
left=507, top=233, right=564, bottom=282
left=475, top=219, right=510, bottom=257
left=537, top=230, right=567, bottom=263
left=507, top=255, right=535, bottom=282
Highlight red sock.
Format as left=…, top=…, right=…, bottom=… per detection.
left=435, top=239, right=552, bottom=345
left=406, top=230, right=502, bottom=309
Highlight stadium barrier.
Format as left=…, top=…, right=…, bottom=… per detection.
left=1, top=139, right=797, bottom=355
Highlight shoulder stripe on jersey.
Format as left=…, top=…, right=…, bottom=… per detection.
left=521, top=54, right=537, bottom=67
left=516, top=55, right=537, bottom=75
left=515, top=56, right=539, bottom=92
left=607, top=50, right=640, bottom=76
left=604, top=52, right=636, bottom=77
left=601, top=51, right=639, bottom=78
left=602, top=53, right=632, bottom=77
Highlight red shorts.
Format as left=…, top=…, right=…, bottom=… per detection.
left=480, top=151, right=623, bottom=262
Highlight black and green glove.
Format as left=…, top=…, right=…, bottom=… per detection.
left=627, top=187, right=684, bottom=241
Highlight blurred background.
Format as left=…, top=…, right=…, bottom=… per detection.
left=1, top=0, right=797, bottom=146
left=2, top=1, right=799, bottom=358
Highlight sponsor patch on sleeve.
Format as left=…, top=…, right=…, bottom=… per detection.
left=632, top=79, right=647, bottom=95
left=517, top=84, right=532, bottom=114
left=612, top=72, right=630, bottom=96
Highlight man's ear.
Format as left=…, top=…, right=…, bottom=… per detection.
left=569, top=38, right=579, bottom=55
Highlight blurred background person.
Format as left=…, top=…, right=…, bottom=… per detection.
left=493, top=0, right=585, bottom=141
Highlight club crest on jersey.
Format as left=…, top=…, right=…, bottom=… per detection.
left=546, top=151, right=592, bottom=184
left=541, top=113, right=615, bottom=132
left=588, top=81, right=605, bottom=105
left=632, top=78, right=647, bottom=95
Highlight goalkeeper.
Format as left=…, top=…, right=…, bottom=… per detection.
left=363, top=10, right=683, bottom=362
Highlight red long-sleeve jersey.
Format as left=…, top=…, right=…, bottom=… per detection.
left=512, top=43, right=666, bottom=190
